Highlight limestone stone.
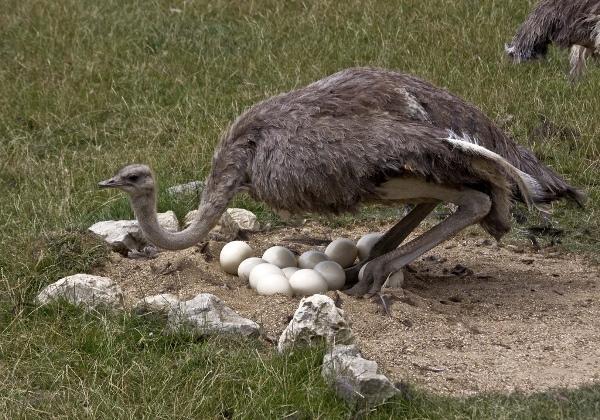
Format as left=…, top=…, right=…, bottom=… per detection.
left=167, top=293, right=259, bottom=337
left=322, top=344, right=399, bottom=405
left=133, top=293, right=180, bottom=316
left=183, top=208, right=259, bottom=237
left=278, top=294, right=354, bottom=352
left=35, top=274, right=124, bottom=311
left=184, top=209, right=239, bottom=240
left=89, top=211, right=179, bottom=252
left=226, top=208, right=260, bottom=231
left=166, top=181, right=204, bottom=196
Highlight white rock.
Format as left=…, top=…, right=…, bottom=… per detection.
left=89, top=219, right=139, bottom=251
left=183, top=210, right=197, bottom=228
left=227, top=208, right=260, bottom=231
left=184, top=208, right=259, bottom=236
left=219, top=241, right=253, bottom=275
left=35, top=274, right=124, bottom=311
left=262, top=246, right=297, bottom=268
left=282, top=267, right=300, bottom=279
left=89, top=211, right=179, bottom=252
left=298, top=250, right=328, bottom=269
left=256, top=274, right=293, bottom=296
left=383, top=270, right=404, bottom=289
left=325, top=238, right=358, bottom=268
left=322, top=344, right=399, bottom=405
left=237, top=257, right=265, bottom=282
left=184, top=209, right=239, bottom=240
left=289, top=269, right=329, bottom=296
left=167, top=293, right=259, bottom=337
left=249, top=263, right=284, bottom=289
left=278, top=294, right=354, bottom=352
left=314, top=261, right=346, bottom=290
left=356, top=233, right=383, bottom=261
left=156, top=211, right=179, bottom=231
left=133, top=293, right=180, bottom=316
left=166, top=180, right=204, bottom=196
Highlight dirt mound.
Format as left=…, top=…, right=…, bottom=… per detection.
left=96, top=220, right=600, bottom=396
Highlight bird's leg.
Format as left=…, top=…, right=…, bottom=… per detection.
left=345, top=189, right=491, bottom=296
left=569, top=45, right=591, bottom=82
left=344, top=203, right=437, bottom=286
left=367, top=202, right=438, bottom=259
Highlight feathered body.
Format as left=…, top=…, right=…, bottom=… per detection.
left=506, top=0, right=600, bottom=76
left=205, top=68, right=582, bottom=240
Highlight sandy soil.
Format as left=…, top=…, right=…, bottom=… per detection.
left=95, top=218, right=600, bottom=396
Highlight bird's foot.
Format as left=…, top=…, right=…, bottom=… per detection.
left=343, top=262, right=366, bottom=287
left=343, top=260, right=390, bottom=297
left=344, top=282, right=371, bottom=297
left=127, top=245, right=159, bottom=259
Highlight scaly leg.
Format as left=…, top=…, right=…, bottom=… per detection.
left=368, top=202, right=438, bottom=259
left=345, top=189, right=491, bottom=296
left=344, top=203, right=437, bottom=286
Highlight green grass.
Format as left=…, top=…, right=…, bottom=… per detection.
left=2, top=306, right=600, bottom=419
left=0, top=0, right=599, bottom=417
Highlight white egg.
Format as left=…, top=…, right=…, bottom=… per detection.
left=356, top=233, right=383, bottom=261
left=313, top=260, right=346, bottom=290
left=256, top=274, right=293, bottom=296
left=262, top=246, right=297, bottom=268
left=282, top=266, right=300, bottom=279
left=289, top=269, right=328, bottom=296
left=219, top=241, right=253, bottom=275
left=324, top=238, right=358, bottom=268
left=237, top=257, right=266, bottom=282
left=382, top=270, right=404, bottom=289
left=248, top=263, right=284, bottom=289
left=358, top=264, right=404, bottom=289
left=298, top=250, right=328, bottom=269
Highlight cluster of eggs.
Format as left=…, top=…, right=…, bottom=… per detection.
left=219, top=233, right=383, bottom=297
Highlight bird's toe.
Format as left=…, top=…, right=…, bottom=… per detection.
left=343, top=282, right=371, bottom=297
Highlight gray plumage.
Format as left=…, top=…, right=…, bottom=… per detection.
left=100, top=68, right=584, bottom=293
left=213, top=67, right=581, bottom=211
left=505, top=0, right=600, bottom=78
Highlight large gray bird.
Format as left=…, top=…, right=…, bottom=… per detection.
left=505, top=0, right=600, bottom=80
left=99, top=68, right=584, bottom=296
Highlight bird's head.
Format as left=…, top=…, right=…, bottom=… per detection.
left=504, top=43, right=531, bottom=62
left=505, top=42, right=547, bottom=63
left=98, top=164, right=155, bottom=197
left=504, top=43, right=518, bottom=60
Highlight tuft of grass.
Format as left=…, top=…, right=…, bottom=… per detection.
left=0, top=307, right=345, bottom=418
left=1, top=231, right=109, bottom=316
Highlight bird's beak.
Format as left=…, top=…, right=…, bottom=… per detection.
left=98, top=177, right=123, bottom=189
left=504, top=43, right=516, bottom=59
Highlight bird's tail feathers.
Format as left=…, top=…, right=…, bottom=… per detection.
left=443, top=131, right=550, bottom=212
left=514, top=144, right=586, bottom=208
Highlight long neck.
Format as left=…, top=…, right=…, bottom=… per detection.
left=131, top=180, right=236, bottom=250
left=132, top=127, right=254, bottom=250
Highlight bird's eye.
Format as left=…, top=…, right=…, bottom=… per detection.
left=127, top=174, right=139, bottom=182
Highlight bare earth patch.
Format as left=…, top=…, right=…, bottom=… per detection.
left=95, top=218, right=600, bottom=396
